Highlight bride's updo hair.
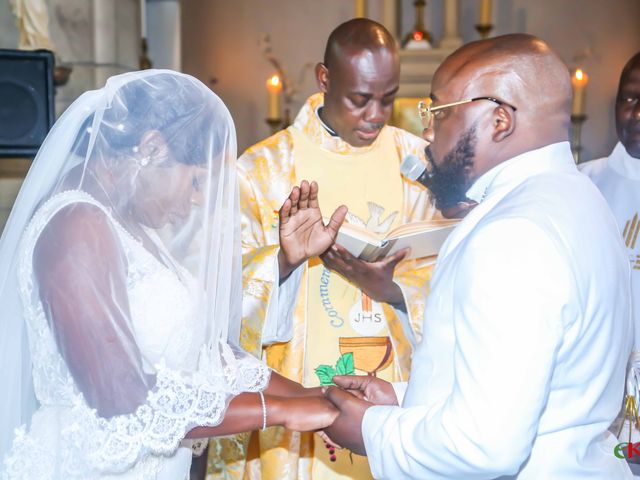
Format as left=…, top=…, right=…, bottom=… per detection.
left=72, top=72, right=224, bottom=166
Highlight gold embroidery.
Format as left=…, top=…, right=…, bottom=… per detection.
left=624, top=212, right=640, bottom=249
left=617, top=394, right=640, bottom=443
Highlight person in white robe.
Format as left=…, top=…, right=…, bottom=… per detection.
left=321, top=34, right=634, bottom=479
left=580, top=51, right=640, bottom=473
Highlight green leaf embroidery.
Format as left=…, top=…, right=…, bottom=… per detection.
left=336, top=352, right=355, bottom=376
left=315, top=365, right=338, bottom=386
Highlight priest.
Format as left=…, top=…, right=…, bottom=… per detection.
left=209, top=18, right=439, bottom=480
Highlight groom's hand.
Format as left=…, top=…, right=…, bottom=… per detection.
left=323, top=386, right=371, bottom=456
left=333, top=375, right=399, bottom=406
left=278, top=180, right=347, bottom=280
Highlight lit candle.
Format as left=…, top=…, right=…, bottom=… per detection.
left=266, top=75, right=282, bottom=120
left=479, top=0, right=492, bottom=25
left=140, top=0, right=146, bottom=38
left=571, top=68, right=589, bottom=116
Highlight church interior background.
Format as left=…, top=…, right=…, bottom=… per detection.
left=0, top=0, right=639, bottom=233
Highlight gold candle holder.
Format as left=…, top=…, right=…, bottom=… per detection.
left=265, top=109, right=291, bottom=134
left=402, top=0, right=432, bottom=47
left=139, top=38, right=152, bottom=70
left=570, top=114, right=587, bottom=163
left=266, top=118, right=282, bottom=135
left=282, top=107, right=291, bottom=129
left=474, top=24, right=494, bottom=39
left=354, top=0, right=367, bottom=17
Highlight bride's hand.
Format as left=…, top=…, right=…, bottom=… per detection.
left=272, top=395, right=339, bottom=432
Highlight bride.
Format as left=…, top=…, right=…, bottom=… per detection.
left=0, top=70, right=339, bottom=479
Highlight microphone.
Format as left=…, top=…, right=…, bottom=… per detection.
left=400, top=154, right=433, bottom=188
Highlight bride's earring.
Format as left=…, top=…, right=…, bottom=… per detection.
left=132, top=145, right=150, bottom=167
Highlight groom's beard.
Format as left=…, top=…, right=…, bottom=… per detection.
left=424, top=126, right=477, bottom=210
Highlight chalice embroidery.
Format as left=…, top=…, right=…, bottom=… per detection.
left=314, top=336, right=394, bottom=386
left=338, top=336, right=394, bottom=377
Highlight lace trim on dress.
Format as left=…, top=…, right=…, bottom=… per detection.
left=65, top=356, right=269, bottom=474
left=3, top=190, right=270, bottom=478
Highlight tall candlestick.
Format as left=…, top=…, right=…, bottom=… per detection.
left=479, top=0, right=492, bottom=25
left=266, top=74, right=282, bottom=120
left=140, top=0, right=146, bottom=38
left=571, top=68, right=589, bottom=116
left=355, top=0, right=367, bottom=17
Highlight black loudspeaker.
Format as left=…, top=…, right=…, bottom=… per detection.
left=0, top=49, right=55, bottom=157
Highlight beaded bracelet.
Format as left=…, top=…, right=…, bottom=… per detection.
left=258, top=391, right=267, bottom=431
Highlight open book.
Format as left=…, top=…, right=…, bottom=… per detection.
left=334, top=218, right=459, bottom=262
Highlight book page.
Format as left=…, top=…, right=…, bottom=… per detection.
left=332, top=218, right=458, bottom=262
left=385, top=218, right=459, bottom=239
left=336, top=221, right=384, bottom=243
left=334, top=229, right=375, bottom=258
left=385, top=224, right=457, bottom=260
left=330, top=219, right=384, bottom=259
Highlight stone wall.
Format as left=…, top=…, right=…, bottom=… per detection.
left=0, top=0, right=140, bottom=232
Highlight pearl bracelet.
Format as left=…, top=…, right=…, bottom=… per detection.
left=258, top=391, right=267, bottom=431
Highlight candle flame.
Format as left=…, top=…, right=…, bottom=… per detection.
left=575, top=69, right=584, bottom=81
left=269, top=75, right=280, bottom=87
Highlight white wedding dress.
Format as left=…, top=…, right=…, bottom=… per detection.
left=2, top=190, right=270, bottom=479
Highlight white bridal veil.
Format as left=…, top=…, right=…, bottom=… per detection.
left=0, top=70, right=269, bottom=477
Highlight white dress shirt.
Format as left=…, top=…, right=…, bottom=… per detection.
left=362, top=142, right=633, bottom=479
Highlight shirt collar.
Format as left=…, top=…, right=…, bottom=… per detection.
left=608, top=142, right=640, bottom=180
left=291, top=93, right=387, bottom=155
left=316, top=106, right=338, bottom=136
left=466, top=142, right=575, bottom=203
left=466, top=159, right=509, bottom=203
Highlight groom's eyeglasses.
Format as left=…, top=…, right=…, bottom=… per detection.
left=418, top=97, right=517, bottom=130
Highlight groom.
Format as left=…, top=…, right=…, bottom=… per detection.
left=320, top=34, right=633, bottom=479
